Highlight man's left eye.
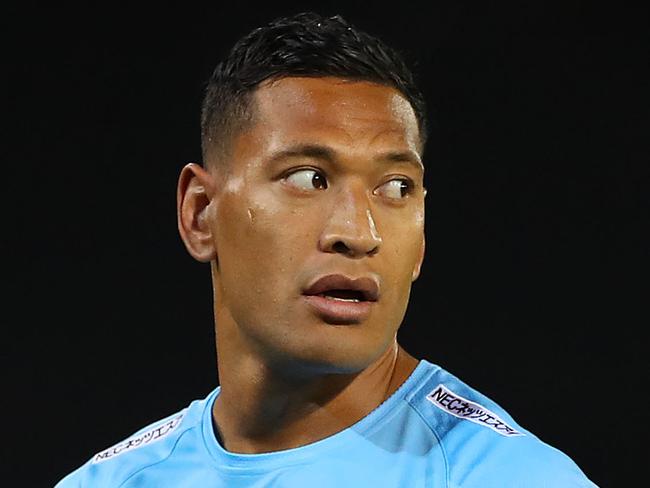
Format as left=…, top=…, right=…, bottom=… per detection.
left=375, top=179, right=414, bottom=199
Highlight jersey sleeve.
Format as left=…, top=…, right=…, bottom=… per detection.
left=53, top=465, right=85, bottom=488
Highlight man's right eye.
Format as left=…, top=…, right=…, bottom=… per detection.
left=284, top=169, right=328, bottom=191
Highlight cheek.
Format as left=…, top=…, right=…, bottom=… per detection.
left=382, top=217, right=424, bottom=294
left=215, top=189, right=309, bottom=297
left=384, top=206, right=423, bottom=248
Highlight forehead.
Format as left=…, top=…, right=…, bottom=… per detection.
left=250, top=77, right=422, bottom=156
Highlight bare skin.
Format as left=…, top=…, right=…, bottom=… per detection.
left=177, top=77, right=426, bottom=454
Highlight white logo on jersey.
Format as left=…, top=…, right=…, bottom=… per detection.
left=91, top=412, right=185, bottom=464
left=426, top=384, right=524, bottom=437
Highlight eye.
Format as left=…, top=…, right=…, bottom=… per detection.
left=284, top=168, right=328, bottom=191
left=375, top=178, right=414, bottom=200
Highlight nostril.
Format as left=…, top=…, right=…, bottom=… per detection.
left=328, top=238, right=378, bottom=257
left=332, top=241, right=349, bottom=254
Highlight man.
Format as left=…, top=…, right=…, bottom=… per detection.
left=55, top=12, right=596, bottom=487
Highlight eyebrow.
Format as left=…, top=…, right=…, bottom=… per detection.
left=267, top=143, right=424, bottom=173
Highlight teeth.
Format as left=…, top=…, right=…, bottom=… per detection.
left=324, top=296, right=360, bottom=302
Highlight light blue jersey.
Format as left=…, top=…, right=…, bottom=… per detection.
left=55, top=360, right=597, bottom=487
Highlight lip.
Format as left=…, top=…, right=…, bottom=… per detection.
left=301, top=274, right=380, bottom=324
left=302, top=274, right=380, bottom=302
left=301, top=294, right=374, bottom=324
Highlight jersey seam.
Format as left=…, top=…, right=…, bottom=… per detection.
left=405, top=396, right=450, bottom=488
left=116, top=425, right=198, bottom=488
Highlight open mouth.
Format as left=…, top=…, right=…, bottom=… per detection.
left=316, top=289, right=366, bottom=302
left=302, top=290, right=375, bottom=323
left=301, top=274, right=379, bottom=323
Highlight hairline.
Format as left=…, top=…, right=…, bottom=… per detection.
left=202, top=74, right=425, bottom=172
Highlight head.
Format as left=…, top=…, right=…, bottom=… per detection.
left=178, top=13, right=427, bottom=377
left=200, top=12, right=428, bottom=171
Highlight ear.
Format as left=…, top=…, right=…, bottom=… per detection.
left=411, top=233, right=425, bottom=282
left=177, top=163, right=217, bottom=263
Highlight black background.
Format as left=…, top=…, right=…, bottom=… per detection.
left=4, top=2, right=647, bottom=487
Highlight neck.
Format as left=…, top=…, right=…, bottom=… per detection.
left=211, top=338, right=419, bottom=454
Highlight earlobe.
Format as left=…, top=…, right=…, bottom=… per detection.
left=177, top=163, right=218, bottom=263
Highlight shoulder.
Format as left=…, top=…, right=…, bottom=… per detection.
left=406, top=361, right=597, bottom=487
left=53, top=390, right=216, bottom=488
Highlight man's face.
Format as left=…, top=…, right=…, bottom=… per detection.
left=206, top=77, right=425, bottom=375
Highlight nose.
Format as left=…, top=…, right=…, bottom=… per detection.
left=319, top=182, right=382, bottom=258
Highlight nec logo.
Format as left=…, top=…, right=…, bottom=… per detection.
left=92, top=413, right=185, bottom=464
left=427, top=384, right=524, bottom=437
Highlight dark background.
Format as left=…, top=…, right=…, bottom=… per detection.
left=4, top=2, right=647, bottom=487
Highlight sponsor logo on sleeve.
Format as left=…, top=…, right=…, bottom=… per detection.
left=91, top=412, right=185, bottom=464
left=426, top=384, right=524, bottom=437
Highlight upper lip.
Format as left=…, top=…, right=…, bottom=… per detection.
left=302, top=274, right=380, bottom=302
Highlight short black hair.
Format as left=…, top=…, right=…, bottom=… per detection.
left=201, top=12, right=428, bottom=168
